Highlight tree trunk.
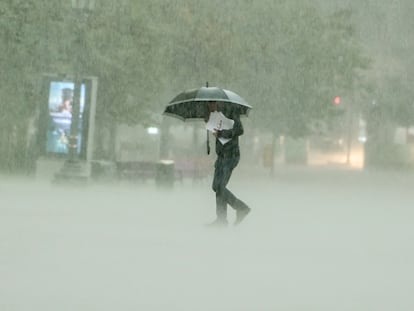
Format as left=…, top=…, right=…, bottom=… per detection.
left=284, top=136, right=308, bottom=165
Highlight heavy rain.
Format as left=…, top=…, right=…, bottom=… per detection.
left=1, top=1, right=414, bottom=310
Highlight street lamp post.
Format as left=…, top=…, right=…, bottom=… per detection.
left=69, top=0, right=95, bottom=162
left=54, top=0, right=95, bottom=184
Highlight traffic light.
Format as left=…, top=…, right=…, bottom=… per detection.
left=333, top=96, right=341, bottom=105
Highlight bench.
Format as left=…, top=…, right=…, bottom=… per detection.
left=116, top=160, right=175, bottom=187
left=173, top=157, right=212, bottom=181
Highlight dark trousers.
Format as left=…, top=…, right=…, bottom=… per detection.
left=212, top=156, right=248, bottom=220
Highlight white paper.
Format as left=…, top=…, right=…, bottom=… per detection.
left=205, top=111, right=234, bottom=145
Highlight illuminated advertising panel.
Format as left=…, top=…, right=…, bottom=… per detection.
left=46, top=81, right=85, bottom=155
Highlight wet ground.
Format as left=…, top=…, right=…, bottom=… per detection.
left=1, top=167, right=413, bottom=310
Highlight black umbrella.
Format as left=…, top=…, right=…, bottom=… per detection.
left=163, top=85, right=252, bottom=154
left=163, top=85, right=252, bottom=121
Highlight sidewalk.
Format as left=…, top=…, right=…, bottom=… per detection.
left=235, top=159, right=414, bottom=187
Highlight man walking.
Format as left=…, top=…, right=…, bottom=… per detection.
left=205, top=101, right=251, bottom=227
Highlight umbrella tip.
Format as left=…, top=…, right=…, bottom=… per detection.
left=206, top=81, right=209, bottom=87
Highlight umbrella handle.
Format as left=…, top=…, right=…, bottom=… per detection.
left=207, top=130, right=210, bottom=155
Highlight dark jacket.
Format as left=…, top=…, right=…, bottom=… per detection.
left=215, top=112, right=243, bottom=158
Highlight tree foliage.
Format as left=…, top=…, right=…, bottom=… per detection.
left=0, top=0, right=371, bottom=171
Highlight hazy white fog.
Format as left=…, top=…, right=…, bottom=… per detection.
left=2, top=1, right=414, bottom=310
left=1, top=168, right=413, bottom=311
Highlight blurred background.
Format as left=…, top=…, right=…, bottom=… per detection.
left=1, top=0, right=414, bottom=181
left=3, top=3, right=414, bottom=310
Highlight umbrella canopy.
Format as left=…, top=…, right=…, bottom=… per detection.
left=163, top=86, right=252, bottom=121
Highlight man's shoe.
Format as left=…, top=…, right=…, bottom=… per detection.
left=205, top=218, right=228, bottom=228
left=234, top=207, right=251, bottom=226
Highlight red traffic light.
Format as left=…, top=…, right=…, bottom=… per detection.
left=333, top=96, right=341, bottom=105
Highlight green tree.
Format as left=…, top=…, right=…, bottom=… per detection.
left=0, top=1, right=66, bottom=172
left=239, top=2, right=369, bottom=138
left=0, top=0, right=372, bottom=172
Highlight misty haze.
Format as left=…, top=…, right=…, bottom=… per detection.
left=1, top=1, right=414, bottom=310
